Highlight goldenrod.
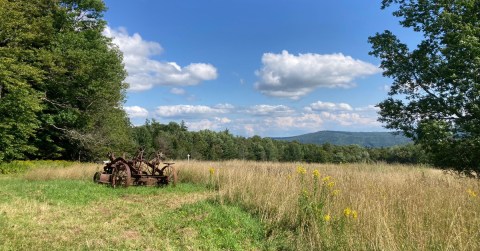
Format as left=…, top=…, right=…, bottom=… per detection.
left=323, top=214, right=331, bottom=222
left=344, top=207, right=352, bottom=217
left=467, top=188, right=477, bottom=197
left=312, top=169, right=320, bottom=179
left=296, top=166, right=307, bottom=175
left=352, top=210, right=358, bottom=219
left=327, top=181, right=335, bottom=188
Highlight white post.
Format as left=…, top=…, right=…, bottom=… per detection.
left=187, top=154, right=190, bottom=162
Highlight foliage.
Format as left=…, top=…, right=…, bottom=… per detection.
left=369, top=0, right=480, bottom=172
left=0, top=0, right=131, bottom=162
left=0, top=0, right=48, bottom=162
left=130, top=120, right=427, bottom=165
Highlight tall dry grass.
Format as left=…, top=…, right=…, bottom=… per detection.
left=20, top=160, right=480, bottom=249
left=23, top=163, right=101, bottom=181
left=177, top=160, right=480, bottom=250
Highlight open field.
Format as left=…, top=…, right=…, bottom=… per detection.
left=0, top=161, right=479, bottom=250
left=0, top=163, right=265, bottom=250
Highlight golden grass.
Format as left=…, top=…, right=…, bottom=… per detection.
left=177, top=160, right=480, bottom=250
left=23, top=163, right=102, bottom=181
left=17, top=160, right=480, bottom=250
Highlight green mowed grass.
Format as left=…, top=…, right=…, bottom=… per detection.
left=0, top=176, right=267, bottom=250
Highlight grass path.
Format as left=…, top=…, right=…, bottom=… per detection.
left=0, top=177, right=266, bottom=250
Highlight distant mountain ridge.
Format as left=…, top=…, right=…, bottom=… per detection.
left=272, top=131, right=412, bottom=148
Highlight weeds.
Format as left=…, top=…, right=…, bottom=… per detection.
left=179, top=160, right=480, bottom=250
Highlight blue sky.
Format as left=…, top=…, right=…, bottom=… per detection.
left=102, top=0, right=418, bottom=137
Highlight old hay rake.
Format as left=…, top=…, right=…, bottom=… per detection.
left=93, top=150, right=177, bottom=188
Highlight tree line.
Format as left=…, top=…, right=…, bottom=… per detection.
left=131, top=120, right=428, bottom=165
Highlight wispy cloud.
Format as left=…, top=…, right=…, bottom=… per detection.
left=104, top=26, right=218, bottom=91
left=354, top=105, right=380, bottom=112
left=170, top=88, right=186, bottom=95
left=255, top=50, right=381, bottom=99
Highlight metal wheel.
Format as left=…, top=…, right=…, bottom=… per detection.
left=111, top=163, right=131, bottom=188
left=93, top=171, right=102, bottom=183
left=162, top=164, right=177, bottom=186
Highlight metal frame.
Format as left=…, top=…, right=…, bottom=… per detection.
left=94, top=150, right=177, bottom=187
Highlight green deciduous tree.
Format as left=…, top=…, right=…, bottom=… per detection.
left=0, top=0, right=53, bottom=161
left=369, top=0, right=480, bottom=173
left=0, top=0, right=132, bottom=161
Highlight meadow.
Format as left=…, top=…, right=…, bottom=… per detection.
left=0, top=161, right=479, bottom=250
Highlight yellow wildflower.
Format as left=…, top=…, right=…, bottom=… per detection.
left=323, top=214, right=331, bottom=222
left=322, top=176, right=331, bottom=182
left=352, top=210, right=358, bottom=219
left=287, top=174, right=292, bottom=180
left=296, top=166, right=307, bottom=175
left=344, top=207, right=352, bottom=217
left=332, top=189, right=340, bottom=196
left=467, top=188, right=477, bottom=197
left=209, top=167, right=215, bottom=175
left=327, top=181, right=335, bottom=188
left=312, top=169, right=320, bottom=179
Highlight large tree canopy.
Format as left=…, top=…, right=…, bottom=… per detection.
left=0, top=0, right=133, bottom=161
left=369, top=0, right=480, bottom=172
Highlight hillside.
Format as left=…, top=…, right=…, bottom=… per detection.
left=273, top=131, right=412, bottom=147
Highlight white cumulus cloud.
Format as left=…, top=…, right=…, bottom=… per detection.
left=255, top=50, right=381, bottom=99
left=264, top=113, right=324, bottom=130
left=245, top=104, right=294, bottom=116
left=124, top=106, right=149, bottom=118
left=155, top=104, right=234, bottom=118
left=320, top=112, right=380, bottom=126
left=186, top=117, right=232, bottom=131
left=104, top=26, right=218, bottom=91
left=305, top=101, right=353, bottom=112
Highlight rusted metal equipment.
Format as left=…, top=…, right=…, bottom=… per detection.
left=93, top=150, right=177, bottom=187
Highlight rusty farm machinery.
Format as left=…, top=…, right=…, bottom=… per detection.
left=93, top=150, right=177, bottom=188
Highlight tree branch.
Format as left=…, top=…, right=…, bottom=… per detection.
left=41, top=96, right=70, bottom=108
